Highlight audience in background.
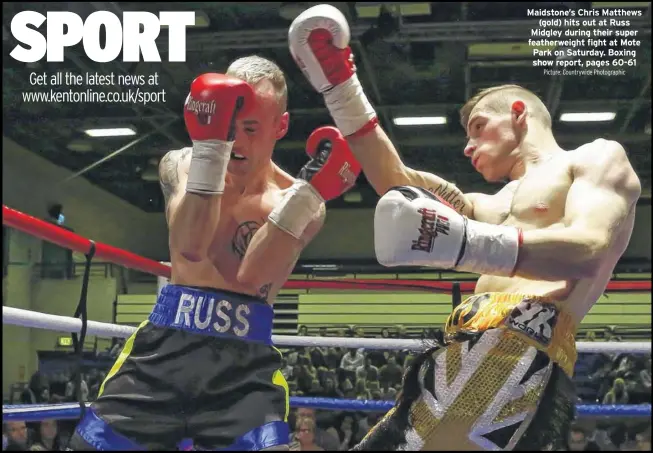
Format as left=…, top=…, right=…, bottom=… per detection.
left=2, top=422, right=29, bottom=451
left=5, top=325, right=651, bottom=451
left=294, top=417, right=324, bottom=451
left=19, top=374, right=49, bottom=405
left=28, top=420, right=66, bottom=451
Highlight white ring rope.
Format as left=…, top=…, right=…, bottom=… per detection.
left=4, top=306, right=651, bottom=353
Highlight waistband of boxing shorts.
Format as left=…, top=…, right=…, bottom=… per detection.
left=75, top=407, right=146, bottom=450
left=444, top=292, right=578, bottom=377
left=148, top=284, right=273, bottom=345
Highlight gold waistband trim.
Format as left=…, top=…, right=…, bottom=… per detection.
left=445, top=293, right=578, bottom=377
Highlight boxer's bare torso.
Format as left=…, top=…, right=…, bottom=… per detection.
left=163, top=151, right=323, bottom=304
left=350, top=127, right=639, bottom=326
left=467, top=139, right=636, bottom=323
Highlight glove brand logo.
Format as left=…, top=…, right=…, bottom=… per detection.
left=185, top=95, right=216, bottom=125
left=338, top=161, right=357, bottom=187
left=411, top=208, right=450, bottom=253
left=504, top=299, right=558, bottom=346
left=174, top=293, right=251, bottom=337
left=9, top=10, right=195, bottom=63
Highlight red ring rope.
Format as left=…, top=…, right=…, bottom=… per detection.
left=3, top=205, right=650, bottom=293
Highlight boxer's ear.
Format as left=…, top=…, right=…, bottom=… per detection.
left=511, top=100, right=528, bottom=129
left=276, top=112, right=289, bottom=140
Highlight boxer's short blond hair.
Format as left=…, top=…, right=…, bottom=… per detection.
left=460, top=84, right=552, bottom=130
left=226, top=55, right=288, bottom=113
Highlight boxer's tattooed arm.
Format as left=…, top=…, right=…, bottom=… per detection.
left=231, top=220, right=263, bottom=259
left=426, top=181, right=467, bottom=213
left=159, top=147, right=192, bottom=207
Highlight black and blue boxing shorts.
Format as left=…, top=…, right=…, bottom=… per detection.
left=68, top=284, right=290, bottom=451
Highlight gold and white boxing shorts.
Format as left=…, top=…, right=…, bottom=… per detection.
left=352, top=293, right=578, bottom=451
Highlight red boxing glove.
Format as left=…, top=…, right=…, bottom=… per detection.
left=298, top=126, right=361, bottom=201
left=184, top=73, right=255, bottom=142
left=183, top=73, right=255, bottom=194
left=268, top=126, right=362, bottom=240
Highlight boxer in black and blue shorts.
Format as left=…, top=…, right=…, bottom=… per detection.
left=70, top=285, right=289, bottom=450
left=68, top=55, right=360, bottom=450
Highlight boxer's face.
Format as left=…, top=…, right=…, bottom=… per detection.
left=229, top=79, right=289, bottom=178
left=463, top=99, right=523, bottom=182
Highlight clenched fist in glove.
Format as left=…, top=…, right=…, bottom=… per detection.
left=374, top=186, right=524, bottom=276
left=268, top=126, right=361, bottom=239
left=184, top=73, right=255, bottom=195
left=288, top=4, right=378, bottom=137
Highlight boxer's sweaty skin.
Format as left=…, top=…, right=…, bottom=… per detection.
left=160, top=80, right=325, bottom=304
left=162, top=150, right=324, bottom=304
left=348, top=114, right=640, bottom=325
left=469, top=141, right=638, bottom=323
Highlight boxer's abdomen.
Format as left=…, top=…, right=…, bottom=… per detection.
left=475, top=274, right=573, bottom=300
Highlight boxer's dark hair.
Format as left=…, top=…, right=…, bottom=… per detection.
left=460, top=84, right=552, bottom=130
left=226, top=55, right=288, bottom=113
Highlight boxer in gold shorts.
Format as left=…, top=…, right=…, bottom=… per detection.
left=353, top=292, right=578, bottom=450
left=286, top=5, right=641, bottom=449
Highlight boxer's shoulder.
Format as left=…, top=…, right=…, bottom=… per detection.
left=569, top=139, right=640, bottom=196
left=569, top=138, right=628, bottom=167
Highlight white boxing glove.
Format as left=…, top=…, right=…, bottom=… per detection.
left=374, top=186, right=523, bottom=276
left=288, top=4, right=377, bottom=137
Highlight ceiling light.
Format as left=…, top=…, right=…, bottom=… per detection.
left=84, top=127, right=137, bottom=137
left=393, top=116, right=447, bottom=126
left=559, top=112, right=616, bottom=122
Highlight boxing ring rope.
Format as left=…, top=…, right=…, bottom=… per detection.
left=4, top=306, right=652, bottom=354
left=2, top=204, right=652, bottom=422
left=3, top=400, right=650, bottom=423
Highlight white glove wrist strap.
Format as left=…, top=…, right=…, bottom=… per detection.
left=457, top=219, right=520, bottom=276
left=323, top=74, right=377, bottom=137
left=268, top=180, right=324, bottom=239
left=186, top=140, right=233, bottom=195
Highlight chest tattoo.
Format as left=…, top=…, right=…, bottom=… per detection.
left=231, top=220, right=262, bottom=259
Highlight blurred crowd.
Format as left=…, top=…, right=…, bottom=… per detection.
left=3, top=327, right=651, bottom=451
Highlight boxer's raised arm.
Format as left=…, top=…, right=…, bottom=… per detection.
left=237, top=126, right=359, bottom=293
left=514, top=141, right=641, bottom=280
left=163, top=73, right=255, bottom=262
left=236, top=206, right=325, bottom=294
left=348, top=126, right=476, bottom=217
left=287, top=5, right=476, bottom=218
left=160, top=147, right=224, bottom=262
